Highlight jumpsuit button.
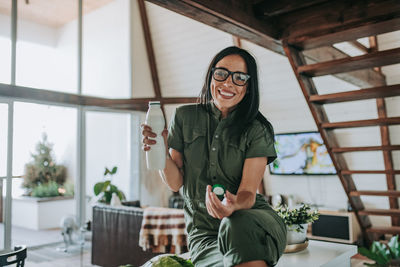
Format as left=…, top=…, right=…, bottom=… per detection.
left=215, top=135, right=219, bottom=139
left=211, top=162, right=215, bottom=166
left=212, top=147, right=216, bottom=151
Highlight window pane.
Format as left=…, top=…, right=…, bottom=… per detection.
left=0, top=103, right=8, bottom=251
left=12, top=102, right=77, bottom=247
left=82, top=0, right=130, bottom=98
left=0, top=104, right=8, bottom=178
left=16, top=0, right=78, bottom=93
left=86, top=111, right=132, bottom=219
left=0, top=1, right=11, bottom=84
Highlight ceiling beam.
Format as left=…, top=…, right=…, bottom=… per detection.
left=253, top=0, right=327, bottom=17
left=138, top=0, right=162, bottom=99
left=145, top=0, right=284, bottom=55
left=280, top=0, right=400, bottom=50
left=145, top=0, right=386, bottom=88
left=0, top=83, right=197, bottom=111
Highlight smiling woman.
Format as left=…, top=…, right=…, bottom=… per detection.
left=142, top=46, right=286, bottom=267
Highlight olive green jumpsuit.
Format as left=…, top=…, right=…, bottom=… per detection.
left=167, top=103, right=286, bottom=267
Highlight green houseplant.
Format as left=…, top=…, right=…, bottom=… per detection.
left=23, top=133, right=73, bottom=197
left=94, top=166, right=126, bottom=204
left=359, top=235, right=400, bottom=266
left=275, top=204, right=319, bottom=244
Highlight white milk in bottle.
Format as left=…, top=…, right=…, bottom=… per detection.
left=145, top=101, right=166, bottom=170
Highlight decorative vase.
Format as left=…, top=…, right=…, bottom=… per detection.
left=286, top=223, right=308, bottom=244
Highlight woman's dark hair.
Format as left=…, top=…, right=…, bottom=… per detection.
left=199, top=46, right=274, bottom=141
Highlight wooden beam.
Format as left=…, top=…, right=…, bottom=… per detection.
left=309, top=84, right=400, bottom=104
left=0, top=83, right=197, bottom=110
left=145, top=0, right=284, bottom=54
left=348, top=41, right=369, bottom=54
left=232, top=36, right=241, bottom=48
left=303, top=46, right=386, bottom=87
left=145, top=0, right=386, bottom=88
left=0, top=83, right=84, bottom=106
left=367, top=227, right=400, bottom=234
left=282, top=0, right=400, bottom=50
left=253, top=0, right=327, bottom=17
left=321, top=117, right=400, bottom=129
left=85, top=97, right=198, bottom=107
left=138, top=0, right=161, bottom=99
left=341, top=170, right=400, bottom=175
left=350, top=191, right=400, bottom=197
left=298, top=47, right=400, bottom=77
left=369, top=36, right=382, bottom=73
left=376, top=95, right=399, bottom=225
left=359, top=209, right=400, bottom=216
left=331, top=145, right=400, bottom=153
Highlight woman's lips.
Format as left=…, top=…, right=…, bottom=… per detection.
left=218, top=89, right=235, bottom=99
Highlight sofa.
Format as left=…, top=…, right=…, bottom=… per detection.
left=91, top=204, right=162, bottom=267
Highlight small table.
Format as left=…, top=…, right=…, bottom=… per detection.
left=276, top=240, right=357, bottom=267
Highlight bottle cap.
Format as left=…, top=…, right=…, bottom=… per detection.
left=212, top=184, right=225, bottom=196
left=149, top=101, right=161, bottom=106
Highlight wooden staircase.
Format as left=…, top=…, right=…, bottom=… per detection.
left=283, top=35, right=400, bottom=242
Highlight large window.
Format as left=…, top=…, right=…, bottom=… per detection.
left=82, top=0, right=131, bottom=98
left=85, top=111, right=136, bottom=220
left=0, top=0, right=141, bottom=252
left=13, top=102, right=77, bottom=196
left=11, top=102, right=77, bottom=247
left=16, top=0, right=78, bottom=92
left=0, top=1, right=11, bottom=84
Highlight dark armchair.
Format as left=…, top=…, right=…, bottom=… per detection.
left=91, top=204, right=162, bottom=267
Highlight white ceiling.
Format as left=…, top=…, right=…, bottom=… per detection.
left=0, top=0, right=114, bottom=28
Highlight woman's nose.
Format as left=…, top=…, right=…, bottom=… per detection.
left=223, top=74, right=234, bottom=86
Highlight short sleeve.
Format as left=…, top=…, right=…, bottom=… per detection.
left=167, top=108, right=184, bottom=153
left=245, top=123, right=277, bottom=165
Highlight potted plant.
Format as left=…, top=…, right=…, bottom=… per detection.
left=275, top=204, right=320, bottom=244
left=94, top=166, right=126, bottom=204
left=359, top=235, right=400, bottom=267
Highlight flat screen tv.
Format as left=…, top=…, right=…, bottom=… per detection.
left=269, top=131, right=336, bottom=175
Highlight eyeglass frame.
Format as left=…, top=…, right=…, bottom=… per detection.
left=211, top=67, right=251, bottom=86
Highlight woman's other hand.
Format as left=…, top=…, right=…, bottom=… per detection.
left=141, top=124, right=168, bottom=152
left=205, top=185, right=237, bottom=219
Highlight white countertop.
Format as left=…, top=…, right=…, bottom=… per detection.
left=276, top=240, right=357, bottom=267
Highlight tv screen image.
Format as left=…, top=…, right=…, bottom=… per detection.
left=270, top=132, right=336, bottom=175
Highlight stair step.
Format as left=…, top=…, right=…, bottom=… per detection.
left=342, top=170, right=400, bottom=175
left=310, top=84, right=400, bottom=104
left=331, top=145, right=400, bottom=153
left=358, top=209, right=400, bottom=216
left=297, top=47, right=400, bottom=77
left=366, top=226, right=400, bottom=235
left=321, top=117, right=400, bottom=129
left=349, top=190, right=400, bottom=197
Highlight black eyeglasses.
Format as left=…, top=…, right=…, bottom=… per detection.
left=211, top=67, right=250, bottom=86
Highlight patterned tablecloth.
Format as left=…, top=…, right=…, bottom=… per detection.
left=139, top=207, right=188, bottom=254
